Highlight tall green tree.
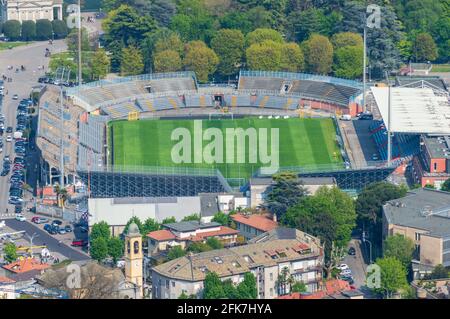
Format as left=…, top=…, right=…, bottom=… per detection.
left=246, top=40, right=283, bottom=71
left=51, top=20, right=69, bottom=39
left=121, top=46, right=144, bottom=76
left=373, top=257, right=409, bottom=299
left=280, top=42, right=305, bottom=72
left=90, top=49, right=110, bottom=80
left=107, top=237, right=124, bottom=263
left=90, top=237, right=109, bottom=262
left=383, top=234, right=415, bottom=270
left=35, top=19, right=53, bottom=40
left=203, top=272, right=226, bottom=299
left=413, top=33, right=438, bottom=62
left=205, top=237, right=224, bottom=250
left=90, top=221, right=111, bottom=241
left=236, top=272, right=257, bottom=299
left=2, top=20, right=21, bottom=41
left=211, top=29, right=245, bottom=77
left=302, top=34, right=334, bottom=74
left=265, top=174, right=307, bottom=219
left=440, top=178, right=450, bottom=192
left=183, top=41, right=219, bottom=82
left=245, top=28, right=284, bottom=47
left=21, top=21, right=36, bottom=41
left=142, top=218, right=161, bottom=235
left=153, top=50, right=182, bottom=72
left=167, top=246, right=186, bottom=260
left=333, top=45, right=363, bottom=79
left=4, top=242, right=18, bottom=263
left=331, top=32, right=363, bottom=49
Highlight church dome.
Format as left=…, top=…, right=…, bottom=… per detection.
left=128, top=222, right=140, bottom=236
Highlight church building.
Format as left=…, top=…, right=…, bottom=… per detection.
left=0, top=0, right=63, bottom=23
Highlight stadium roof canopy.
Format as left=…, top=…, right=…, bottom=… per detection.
left=371, top=87, right=450, bottom=134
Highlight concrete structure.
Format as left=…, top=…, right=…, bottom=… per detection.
left=249, top=177, right=337, bottom=208
left=231, top=213, right=278, bottom=240
left=382, top=188, right=450, bottom=279
left=0, top=0, right=63, bottom=23
left=124, top=222, right=143, bottom=298
left=412, top=135, right=450, bottom=189
left=199, top=193, right=249, bottom=223
left=151, top=227, right=323, bottom=299
left=147, top=221, right=238, bottom=257
left=0, top=276, right=15, bottom=299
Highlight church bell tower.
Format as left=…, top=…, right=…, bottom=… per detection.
left=124, top=222, right=143, bottom=298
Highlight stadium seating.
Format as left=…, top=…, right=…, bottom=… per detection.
left=184, top=94, right=214, bottom=108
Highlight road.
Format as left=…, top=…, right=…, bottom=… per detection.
left=0, top=40, right=67, bottom=218
left=4, top=219, right=89, bottom=261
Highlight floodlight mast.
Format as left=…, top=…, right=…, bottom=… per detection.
left=385, top=71, right=392, bottom=167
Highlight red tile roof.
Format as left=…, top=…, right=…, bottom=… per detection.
left=0, top=276, right=15, bottom=284
left=325, top=279, right=351, bottom=295
left=2, top=258, right=50, bottom=274
left=276, top=279, right=351, bottom=300
left=147, top=230, right=176, bottom=241
left=187, top=226, right=239, bottom=242
left=231, top=213, right=278, bottom=232
left=277, top=291, right=326, bottom=299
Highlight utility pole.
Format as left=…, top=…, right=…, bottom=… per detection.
left=363, top=26, right=367, bottom=113
left=77, top=0, right=82, bottom=86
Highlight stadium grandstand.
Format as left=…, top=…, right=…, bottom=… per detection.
left=36, top=69, right=410, bottom=200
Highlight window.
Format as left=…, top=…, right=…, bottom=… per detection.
left=415, top=233, right=421, bottom=241
left=270, top=288, right=273, bottom=297
left=434, top=162, right=437, bottom=171
left=172, top=281, right=175, bottom=288
left=269, top=273, right=273, bottom=281
left=165, top=280, right=169, bottom=289
left=134, top=241, right=140, bottom=254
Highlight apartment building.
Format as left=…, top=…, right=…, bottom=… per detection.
left=231, top=213, right=278, bottom=240
left=382, top=188, right=450, bottom=278
left=151, top=227, right=324, bottom=299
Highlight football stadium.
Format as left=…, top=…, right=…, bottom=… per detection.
left=36, top=70, right=403, bottom=198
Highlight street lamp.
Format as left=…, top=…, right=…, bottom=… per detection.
left=26, top=232, right=39, bottom=258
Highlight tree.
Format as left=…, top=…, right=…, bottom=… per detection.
left=245, top=28, right=284, bottom=47
left=291, top=281, right=307, bottom=293
left=211, top=29, right=245, bottom=77
left=331, top=32, right=363, bottom=49
left=183, top=42, right=219, bottom=82
left=373, top=257, right=409, bottom=298
left=90, top=237, right=109, bottom=262
left=148, top=0, right=177, bottom=28
left=90, top=221, right=111, bottom=242
left=302, top=34, right=334, bottom=74
left=66, top=27, right=90, bottom=53
left=283, top=186, right=356, bottom=262
left=123, top=217, right=143, bottom=235
left=142, top=218, right=161, bottom=235
left=182, top=213, right=201, bottom=222
left=203, top=272, right=226, bottom=299
left=121, top=46, right=144, bottom=76
left=246, top=40, right=283, bottom=71
left=167, top=246, right=186, bottom=260
left=356, top=182, right=407, bottom=253
left=333, top=45, right=363, bottom=79
left=4, top=243, right=18, bottom=263
left=153, top=50, right=182, bottom=72
left=287, top=7, right=332, bottom=42
left=107, top=237, right=124, bottom=263
left=161, top=216, right=176, bottom=225
left=383, top=234, right=415, bottom=270
left=2, top=20, right=21, bottom=41
left=236, top=272, right=257, bottom=299
left=265, top=174, right=307, bottom=218
left=187, top=242, right=212, bottom=253
left=90, top=49, right=110, bottom=80
left=426, top=264, right=449, bottom=280
left=35, top=19, right=53, bottom=41
left=21, top=21, right=36, bottom=41
left=212, top=212, right=231, bottom=227
left=276, top=267, right=295, bottom=295
left=51, top=20, right=68, bottom=39
left=441, top=178, right=450, bottom=192
left=280, top=42, right=305, bottom=72
left=413, top=33, right=438, bottom=62
left=205, top=237, right=224, bottom=250
left=154, top=33, right=184, bottom=55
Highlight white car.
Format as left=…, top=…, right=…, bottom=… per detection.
left=6, top=136, right=12, bottom=142
left=15, top=214, right=26, bottom=222
left=0, top=220, right=5, bottom=229
left=336, top=263, right=349, bottom=271
left=340, top=269, right=352, bottom=276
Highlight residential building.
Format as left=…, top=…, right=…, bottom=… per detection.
left=231, top=213, right=278, bottom=240
left=382, top=188, right=450, bottom=279
left=0, top=0, right=63, bottom=23
left=198, top=193, right=249, bottom=223
left=0, top=276, right=15, bottom=299
left=411, top=135, right=450, bottom=189
left=0, top=258, right=50, bottom=285
left=249, top=177, right=336, bottom=208
left=151, top=227, right=324, bottom=299
left=277, top=279, right=364, bottom=300
left=147, top=221, right=238, bottom=257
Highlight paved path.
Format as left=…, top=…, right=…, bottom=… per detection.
left=4, top=219, right=89, bottom=261
left=0, top=40, right=67, bottom=217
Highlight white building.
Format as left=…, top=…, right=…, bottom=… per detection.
left=0, top=0, right=63, bottom=23
left=0, top=276, right=16, bottom=299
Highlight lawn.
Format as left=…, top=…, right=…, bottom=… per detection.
left=109, top=117, right=343, bottom=179
left=0, top=42, right=29, bottom=51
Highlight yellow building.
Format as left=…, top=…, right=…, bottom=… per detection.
left=124, top=222, right=143, bottom=298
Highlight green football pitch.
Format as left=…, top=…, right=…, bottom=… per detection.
left=109, top=117, right=343, bottom=179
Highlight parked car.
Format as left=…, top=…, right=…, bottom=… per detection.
left=32, top=216, right=49, bottom=224
left=336, top=264, right=349, bottom=271
left=15, top=214, right=26, bottom=222
left=64, top=225, right=72, bottom=232
left=58, top=228, right=66, bottom=235
left=340, top=269, right=352, bottom=276
left=71, top=240, right=88, bottom=247
left=348, top=247, right=356, bottom=256
left=52, top=219, right=63, bottom=227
